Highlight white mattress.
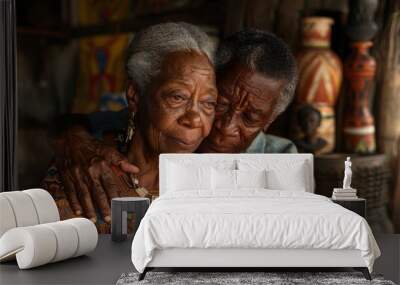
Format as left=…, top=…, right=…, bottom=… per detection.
left=131, top=190, right=380, bottom=273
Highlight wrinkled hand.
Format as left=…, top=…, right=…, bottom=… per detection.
left=52, top=126, right=140, bottom=224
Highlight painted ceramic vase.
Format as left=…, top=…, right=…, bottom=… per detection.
left=343, top=41, right=376, bottom=153
left=295, top=17, right=343, bottom=153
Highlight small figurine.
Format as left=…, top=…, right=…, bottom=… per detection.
left=332, top=156, right=358, bottom=200
left=343, top=157, right=353, bottom=189
left=294, top=104, right=327, bottom=154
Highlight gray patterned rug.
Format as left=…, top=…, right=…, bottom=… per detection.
left=116, top=272, right=396, bottom=285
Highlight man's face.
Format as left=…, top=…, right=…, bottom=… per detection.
left=141, top=51, right=218, bottom=153
left=198, top=63, right=284, bottom=153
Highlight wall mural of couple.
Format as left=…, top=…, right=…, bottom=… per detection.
left=41, top=22, right=298, bottom=233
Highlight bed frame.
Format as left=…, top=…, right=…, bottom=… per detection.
left=138, top=154, right=371, bottom=281
left=139, top=248, right=370, bottom=280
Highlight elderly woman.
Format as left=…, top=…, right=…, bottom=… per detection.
left=43, top=22, right=218, bottom=230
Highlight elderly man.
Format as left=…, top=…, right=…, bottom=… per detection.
left=43, top=22, right=217, bottom=230
left=198, top=29, right=297, bottom=153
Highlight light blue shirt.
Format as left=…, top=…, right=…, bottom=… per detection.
left=246, top=132, right=298, bottom=153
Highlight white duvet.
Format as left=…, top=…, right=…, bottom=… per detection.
left=131, top=190, right=380, bottom=273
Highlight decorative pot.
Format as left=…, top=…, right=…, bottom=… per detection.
left=343, top=41, right=376, bottom=154
left=295, top=17, right=342, bottom=153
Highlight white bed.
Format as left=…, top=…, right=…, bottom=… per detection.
left=131, top=154, right=380, bottom=280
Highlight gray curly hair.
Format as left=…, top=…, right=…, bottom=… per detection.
left=125, top=22, right=216, bottom=97
left=217, top=29, right=298, bottom=118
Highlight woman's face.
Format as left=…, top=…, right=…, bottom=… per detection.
left=140, top=50, right=218, bottom=153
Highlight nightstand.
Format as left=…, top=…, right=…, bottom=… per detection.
left=111, top=197, right=150, bottom=242
left=331, top=198, right=366, bottom=218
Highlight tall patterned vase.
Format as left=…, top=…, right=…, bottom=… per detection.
left=343, top=41, right=376, bottom=153
left=295, top=17, right=342, bottom=153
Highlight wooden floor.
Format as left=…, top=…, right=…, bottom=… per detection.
left=0, top=234, right=398, bottom=285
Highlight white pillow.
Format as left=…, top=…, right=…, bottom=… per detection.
left=238, top=159, right=309, bottom=192
left=266, top=166, right=307, bottom=191
left=237, top=169, right=267, bottom=188
left=212, top=168, right=237, bottom=190
left=212, top=169, right=267, bottom=190
left=168, top=163, right=211, bottom=191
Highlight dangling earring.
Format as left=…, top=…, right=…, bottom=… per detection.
left=121, top=111, right=150, bottom=198
left=125, top=111, right=136, bottom=143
